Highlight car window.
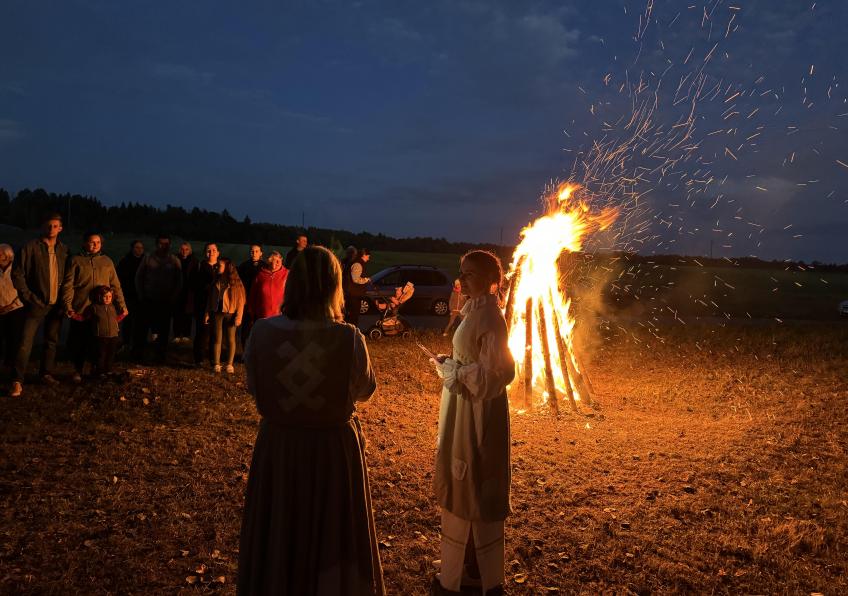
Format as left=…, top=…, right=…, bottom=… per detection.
left=430, top=271, right=448, bottom=285
left=377, top=271, right=403, bottom=286
left=404, top=270, right=432, bottom=286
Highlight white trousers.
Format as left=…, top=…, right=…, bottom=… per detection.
left=439, top=509, right=504, bottom=592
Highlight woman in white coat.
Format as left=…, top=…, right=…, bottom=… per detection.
left=431, top=250, right=515, bottom=595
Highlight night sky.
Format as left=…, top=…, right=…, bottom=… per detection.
left=2, top=1, right=846, bottom=262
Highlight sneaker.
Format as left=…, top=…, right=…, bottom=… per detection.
left=225, top=364, right=235, bottom=374
left=41, top=374, right=60, bottom=385
left=213, top=364, right=222, bottom=373
left=9, top=382, right=23, bottom=397
left=71, top=373, right=83, bottom=384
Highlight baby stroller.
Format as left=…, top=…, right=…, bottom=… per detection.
left=367, top=282, right=414, bottom=340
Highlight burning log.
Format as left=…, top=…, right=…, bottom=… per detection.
left=503, top=257, right=525, bottom=326
left=535, top=300, right=560, bottom=416
left=548, top=294, right=578, bottom=413
left=565, top=348, right=592, bottom=407
left=573, top=353, right=595, bottom=403
left=524, top=298, right=533, bottom=409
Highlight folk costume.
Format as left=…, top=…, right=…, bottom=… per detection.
left=434, top=293, right=514, bottom=593
left=238, top=316, right=384, bottom=595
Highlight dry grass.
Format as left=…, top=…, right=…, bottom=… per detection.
left=1, top=321, right=846, bottom=594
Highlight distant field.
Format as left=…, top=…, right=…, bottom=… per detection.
left=589, top=261, right=848, bottom=322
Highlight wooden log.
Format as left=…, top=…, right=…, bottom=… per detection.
left=503, top=278, right=517, bottom=331
left=574, top=352, right=595, bottom=396
left=564, top=346, right=592, bottom=406
left=535, top=300, right=560, bottom=416
left=555, top=275, right=594, bottom=407
left=548, top=294, right=578, bottom=413
left=524, top=298, right=533, bottom=409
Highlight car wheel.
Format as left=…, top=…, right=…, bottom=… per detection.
left=368, top=327, right=383, bottom=340
left=432, top=299, right=449, bottom=316
left=359, top=299, right=370, bottom=315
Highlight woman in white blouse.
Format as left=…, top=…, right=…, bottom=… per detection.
left=431, top=250, right=515, bottom=595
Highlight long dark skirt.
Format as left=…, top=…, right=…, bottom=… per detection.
left=238, top=417, right=384, bottom=595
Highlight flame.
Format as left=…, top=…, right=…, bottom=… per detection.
left=505, top=182, right=618, bottom=406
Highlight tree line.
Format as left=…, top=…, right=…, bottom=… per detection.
left=2, top=187, right=844, bottom=270
left=0, top=187, right=511, bottom=256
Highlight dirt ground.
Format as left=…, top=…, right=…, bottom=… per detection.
left=1, top=320, right=846, bottom=594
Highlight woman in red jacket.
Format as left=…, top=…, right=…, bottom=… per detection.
left=248, top=251, right=288, bottom=320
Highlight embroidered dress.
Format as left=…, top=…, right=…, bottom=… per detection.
left=434, top=293, right=515, bottom=592
left=238, top=316, right=384, bottom=596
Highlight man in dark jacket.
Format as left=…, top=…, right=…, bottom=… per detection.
left=237, top=243, right=264, bottom=349
left=191, top=242, right=219, bottom=365
left=284, top=234, right=308, bottom=269
left=116, top=240, right=145, bottom=350
left=133, top=234, right=181, bottom=362
left=174, top=242, right=198, bottom=342
left=10, top=213, right=68, bottom=397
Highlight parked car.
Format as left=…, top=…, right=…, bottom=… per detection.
left=359, top=265, right=453, bottom=316
left=840, top=300, right=848, bottom=318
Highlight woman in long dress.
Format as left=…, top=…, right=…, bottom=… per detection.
left=431, top=250, right=515, bottom=595
left=238, top=245, right=385, bottom=595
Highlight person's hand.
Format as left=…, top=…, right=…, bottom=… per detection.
left=204, top=313, right=210, bottom=325
left=66, top=309, right=76, bottom=319
left=431, top=355, right=454, bottom=377
left=432, top=357, right=460, bottom=391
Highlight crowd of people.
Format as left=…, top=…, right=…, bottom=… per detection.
left=0, top=214, right=376, bottom=397
left=2, top=213, right=515, bottom=595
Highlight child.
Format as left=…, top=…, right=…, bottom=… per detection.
left=72, top=285, right=126, bottom=376
left=443, top=278, right=466, bottom=336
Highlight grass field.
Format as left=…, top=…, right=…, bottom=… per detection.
left=1, top=321, right=846, bottom=594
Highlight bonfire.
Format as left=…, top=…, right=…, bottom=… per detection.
left=503, top=182, right=618, bottom=414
